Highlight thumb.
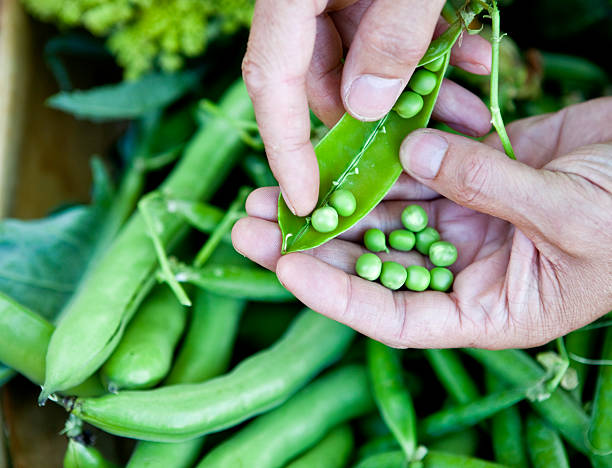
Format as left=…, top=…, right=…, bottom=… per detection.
left=399, top=129, right=558, bottom=240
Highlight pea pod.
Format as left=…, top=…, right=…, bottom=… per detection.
left=42, top=80, right=253, bottom=399
left=64, top=438, right=119, bottom=468
left=196, top=365, right=372, bottom=468
left=565, top=327, right=597, bottom=401
left=424, top=349, right=479, bottom=404
left=367, top=340, right=417, bottom=459
left=126, top=440, right=204, bottom=468
left=525, top=414, right=569, bottom=468
left=588, top=328, right=612, bottom=455
left=69, top=310, right=355, bottom=442
left=353, top=450, right=508, bottom=468
left=285, top=425, right=354, bottom=468
left=0, top=292, right=103, bottom=396
left=100, top=286, right=187, bottom=391
left=278, top=49, right=454, bottom=254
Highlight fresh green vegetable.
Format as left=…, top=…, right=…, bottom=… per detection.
left=311, top=206, right=339, bottom=233
left=588, top=328, right=612, bottom=455
left=364, top=229, right=388, bottom=253
left=425, top=56, right=445, bottom=72
left=329, top=190, right=357, bottom=217
left=526, top=414, right=569, bottom=468
left=429, top=268, right=454, bottom=292
left=195, top=365, right=372, bottom=467
left=367, top=340, right=417, bottom=460
left=424, top=349, right=479, bottom=405
left=415, top=227, right=440, bottom=255
left=354, top=450, right=509, bottom=468
left=285, top=425, right=354, bottom=468
left=64, top=437, right=119, bottom=468
left=393, top=92, right=424, bottom=119
left=127, top=440, right=203, bottom=468
left=428, top=242, right=458, bottom=267
left=69, top=310, right=355, bottom=441
left=409, top=69, right=438, bottom=95
left=101, top=286, right=187, bottom=391
left=380, top=262, right=407, bottom=290
left=355, top=254, right=383, bottom=282
left=401, top=205, right=429, bottom=233
left=388, top=230, right=415, bottom=252
left=405, top=265, right=430, bottom=292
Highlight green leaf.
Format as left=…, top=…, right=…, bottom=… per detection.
left=47, top=70, right=201, bottom=121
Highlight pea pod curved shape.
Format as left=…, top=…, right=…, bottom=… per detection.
left=64, top=438, right=119, bottom=468
left=278, top=51, right=452, bottom=254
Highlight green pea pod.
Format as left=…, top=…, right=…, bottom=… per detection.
left=418, top=387, right=527, bottom=441
left=367, top=340, right=417, bottom=460
left=0, top=292, right=103, bottom=396
left=242, top=153, right=277, bottom=188
left=354, top=450, right=509, bottom=468
left=64, top=438, right=119, bottom=468
left=174, top=263, right=295, bottom=302
left=42, top=80, right=253, bottom=399
left=486, top=373, right=528, bottom=468
left=196, top=365, right=372, bottom=468
left=588, top=328, right=612, bottom=455
left=285, top=425, right=354, bottom=468
left=100, top=286, right=187, bottom=391
left=126, top=440, right=204, bottom=468
left=278, top=50, right=454, bottom=254
left=427, top=429, right=479, bottom=458
left=525, top=414, right=570, bottom=468
left=70, top=310, right=355, bottom=442
left=565, top=327, right=597, bottom=401
left=424, top=349, right=479, bottom=404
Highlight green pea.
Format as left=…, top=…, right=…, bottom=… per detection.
left=405, top=265, right=430, bottom=292
left=401, top=205, right=428, bottom=233
left=425, top=56, right=445, bottom=72
left=409, top=69, right=438, bottom=96
left=429, top=241, right=458, bottom=267
left=380, top=262, right=407, bottom=290
left=329, top=190, right=357, bottom=217
left=393, top=92, right=424, bottom=119
left=311, top=206, right=338, bottom=233
left=415, top=227, right=440, bottom=255
left=355, top=254, right=382, bottom=281
left=388, top=230, right=416, bottom=252
left=364, top=229, right=388, bottom=253
left=430, top=267, right=454, bottom=292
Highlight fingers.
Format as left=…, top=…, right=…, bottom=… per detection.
left=432, top=79, right=491, bottom=137
left=242, top=0, right=328, bottom=216
left=341, top=0, right=445, bottom=121
left=437, top=19, right=491, bottom=75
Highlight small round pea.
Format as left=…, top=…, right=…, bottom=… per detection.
left=409, top=69, right=437, bottom=95
left=393, top=91, right=424, bottom=119
left=311, top=206, right=338, bottom=233
left=415, top=227, right=440, bottom=255
left=430, top=267, right=454, bottom=292
left=380, top=262, right=408, bottom=290
left=355, top=253, right=382, bottom=281
left=429, top=241, right=458, bottom=267
left=424, top=56, right=445, bottom=72
left=388, top=230, right=416, bottom=251
left=329, top=190, right=357, bottom=217
left=405, top=265, right=431, bottom=292
left=401, top=205, right=428, bottom=232
left=364, top=228, right=388, bottom=253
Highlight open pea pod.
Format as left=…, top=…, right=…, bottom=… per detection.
left=279, top=49, right=453, bottom=253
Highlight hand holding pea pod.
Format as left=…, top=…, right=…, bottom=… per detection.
left=242, top=0, right=493, bottom=216
left=233, top=97, right=612, bottom=348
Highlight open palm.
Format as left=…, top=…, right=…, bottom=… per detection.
left=233, top=98, right=612, bottom=349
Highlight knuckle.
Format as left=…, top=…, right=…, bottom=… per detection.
left=364, top=27, right=425, bottom=68
left=241, top=53, right=269, bottom=98
left=454, top=155, right=491, bottom=206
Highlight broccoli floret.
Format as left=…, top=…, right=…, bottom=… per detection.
left=20, top=0, right=254, bottom=79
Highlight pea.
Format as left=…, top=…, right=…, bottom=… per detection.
left=355, top=254, right=382, bottom=281
left=425, top=56, right=445, bottom=72
left=429, top=241, right=458, bottom=267
left=329, top=190, right=357, bottom=217
left=388, top=230, right=416, bottom=252
left=409, top=69, right=438, bottom=96
left=405, top=265, right=430, bottom=292
left=415, top=227, right=440, bottom=255
left=311, top=206, right=338, bottom=233
left=429, top=267, right=454, bottom=292
left=401, top=205, right=428, bottom=233
left=364, top=229, right=388, bottom=253
left=380, top=262, right=407, bottom=290
left=393, top=92, right=424, bottom=119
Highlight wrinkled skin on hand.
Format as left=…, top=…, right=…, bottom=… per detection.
left=233, top=98, right=612, bottom=349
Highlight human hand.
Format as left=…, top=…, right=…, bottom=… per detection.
left=232, top=98, right=612, bottom=349
left=242, top=0, right=493, bottom=216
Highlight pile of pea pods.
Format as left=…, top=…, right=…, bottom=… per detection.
left=1, top=75, right=612, bottom=468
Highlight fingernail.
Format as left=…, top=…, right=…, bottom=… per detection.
left=401, top=132, right=448, bottom=179
left=345, top=75, right=403, bottom=121
left=456, top=61, right=490, bottom=75
left=280, top=188, right=297, bottom=215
